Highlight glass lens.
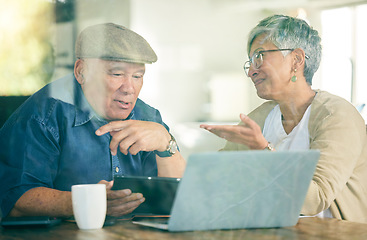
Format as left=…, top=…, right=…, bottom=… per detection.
left=253, top=52, right=263, bottom=69
left=244, top=61, right=250, bottom=76
left=244, top=52, right=263, bottom=77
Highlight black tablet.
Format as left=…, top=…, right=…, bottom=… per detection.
left=112, top=176, right=181, bottom=215
left=1, top=216, right=61, bottom=228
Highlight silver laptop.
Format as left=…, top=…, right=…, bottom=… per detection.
left=133, top=150, right=320, bottom=232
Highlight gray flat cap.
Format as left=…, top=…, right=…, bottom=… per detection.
left=75, top=23, right=157, bottom=64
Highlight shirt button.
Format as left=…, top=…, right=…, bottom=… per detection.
left=115, top=167, right=119, bottom=173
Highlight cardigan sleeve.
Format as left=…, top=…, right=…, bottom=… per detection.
left=301, top=92, right=366, bottom=215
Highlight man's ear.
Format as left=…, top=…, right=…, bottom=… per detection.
left=74, top=59, right=85, bottom=85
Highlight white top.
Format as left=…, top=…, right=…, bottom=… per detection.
left=262, top=104, right=333, bottom=219
left=263, top=104, right=311, bottom=151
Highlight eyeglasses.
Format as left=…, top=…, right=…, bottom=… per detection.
left=243, top=49, right=309, bottom=77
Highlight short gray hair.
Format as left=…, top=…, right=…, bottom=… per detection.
left=247, top=15, right=322, bottom=85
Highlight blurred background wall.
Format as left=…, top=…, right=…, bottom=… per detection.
left=1, top=0, right=367, bottom=159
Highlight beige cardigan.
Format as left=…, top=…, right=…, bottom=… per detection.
left=222, top=90, right=367, bottom=223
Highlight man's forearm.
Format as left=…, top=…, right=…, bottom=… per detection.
left=156, top=152, right=186, bottom=178
left=9, top=187, right=73, bottom=217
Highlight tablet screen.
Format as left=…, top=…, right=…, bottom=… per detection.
left=111, top=176, right=181, bottom=215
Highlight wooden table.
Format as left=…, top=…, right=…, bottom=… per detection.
left=1, top=217, right=367, bottom=240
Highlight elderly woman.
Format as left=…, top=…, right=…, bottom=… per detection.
left=200, top=14, right=367, bottom=223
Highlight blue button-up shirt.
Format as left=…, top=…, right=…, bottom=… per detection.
left=0, top=74, right=169, bottom=217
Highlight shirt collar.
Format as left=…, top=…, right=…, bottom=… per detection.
left=73, top=79, right=97, bottom=127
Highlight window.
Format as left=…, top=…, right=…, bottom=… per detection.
left=0, top=0, right=54, bottom=96
left=321, top=4, right=367, bottom=119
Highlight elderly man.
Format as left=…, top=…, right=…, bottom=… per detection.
left=0, top=23, right=186, bottom=218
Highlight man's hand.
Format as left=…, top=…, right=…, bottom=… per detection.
left=95, top=120, right=171, bottom=156
left=99, top=180, right=145, bottom=217
left=200, top=113, right=268, bottom=150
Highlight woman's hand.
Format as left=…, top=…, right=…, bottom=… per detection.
left=200, top=113, right=268, bottom=150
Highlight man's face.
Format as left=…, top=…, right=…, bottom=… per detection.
left=78, top=59, right=145, bottom=121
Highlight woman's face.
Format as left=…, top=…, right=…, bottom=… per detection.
left=247, top=35, right=294, bottom=101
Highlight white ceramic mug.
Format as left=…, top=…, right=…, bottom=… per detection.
left=71, top=184, right=107, bottom=230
